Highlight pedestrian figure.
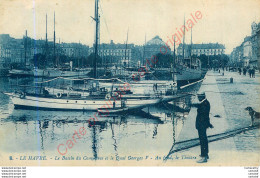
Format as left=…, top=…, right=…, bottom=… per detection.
left=243, top=68, right=247, bottom=76
left=249, top=69, right=252, bottom=78
left=192, top=92, right=214, bottom=163
left=238, top=68, right=241, bottom=75
left=252, top=68, right=255, bottom=78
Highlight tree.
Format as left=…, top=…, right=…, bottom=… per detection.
left=31, top=53, right=47, bottom=69
left=154, top=53, right=174, bottom=67
left=86, top=53, right=102, bottom=67
left=197, top=54, right=230, bottom=69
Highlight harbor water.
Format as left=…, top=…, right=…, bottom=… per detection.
left=0, top=76, right=199, bottom=161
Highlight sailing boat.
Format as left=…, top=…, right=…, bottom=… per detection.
left=5, top=0, right=164, bottom=112
left=33, top=13, right=90, bottom=78
left=175, top=18, right=202, bottom=83
left=9, top=30, right=33, bottom=77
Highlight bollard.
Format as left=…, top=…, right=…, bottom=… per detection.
left=230, top=77, right=233, bottom=83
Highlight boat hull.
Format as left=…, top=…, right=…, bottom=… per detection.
left=176, top=67, right=202, bottom=81
left=33, top=68, right=90, bottom=77
left=9, top=69, right=33, bottom=76
left=6, top=93, right=162, bottom=111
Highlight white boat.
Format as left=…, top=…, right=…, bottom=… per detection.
left=45, top=87, right=91, bottom=97
left=109, top=66, right=153, bottom=79
left=9, top=68, right=90, bottom=77
left=44, top=85, right=108, bottom=98
left=99, top=80, right=177, bottom=95
left=44, top=86, right=161, bottom=100
left=9, top=69, right=33, bottom=76
left=33, top=68, right=90, bottom=77
left=5, top=92, right=162, bottom=111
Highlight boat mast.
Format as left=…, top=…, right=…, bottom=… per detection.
left=41, top=14, right=48, bottom=94
left=45, top=13, right=48, bottom=58
left=125, top=28, right=129, bottom=68
left=182, top=16, right=185, bottom=63
left=142, top=34, right=146, bottom=66
left=190, top=26, right=192, bottom=68
left=46, top=13, right=48, bottom=50
left=24, top=30, right=27, bottom=66
left=174, top=36, right=176, bottom=67
left=173, top=36, right=176, bottom=82
left=93, top=0, right=99, bottom=78
left=54, top=11, right=57, bottom=67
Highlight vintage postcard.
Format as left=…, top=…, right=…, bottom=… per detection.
left=0, top=0, right=259, bottom=167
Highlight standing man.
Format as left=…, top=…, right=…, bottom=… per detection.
left=193, top=92, right=213, bottom=163
left=238, top=68, right=242, bottom=75
left=243, top=68, right=247, bottom=76
left=252, top=68, right=255, bottom=78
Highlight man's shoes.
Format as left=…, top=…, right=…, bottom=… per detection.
left=200, top=155, right=209, bottom=159
left=196, top=157, right=207, bottom=163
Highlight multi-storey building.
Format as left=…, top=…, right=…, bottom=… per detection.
left=230, top=22, right=260, bottom=67
left=242, top=36, right=252, bottom=66
left=251, top=22, right=260, bottom=67
left=230, top=46, right=243, bottom=66
left=177, top=43, right=225, bottom=58
left=0, top=34, right=89, bottom=66
left=59, top=43, right=89, bottom=58
left=89, top=40, right=142, bottom=66
left=143, top=36, right=171, bottom=62
left=0, top=34, right=24, bottom=64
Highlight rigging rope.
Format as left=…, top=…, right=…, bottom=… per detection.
left=33, top=77, right=127, bottom=84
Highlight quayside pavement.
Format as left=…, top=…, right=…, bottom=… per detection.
left=165, top=70, right=260, bottom=166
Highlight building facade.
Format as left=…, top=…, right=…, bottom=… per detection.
left=230, top=46, right=243, bottom=66
left=230, top=22, right=260, bottom=67
left=143, top=36, right=171, bottom=62
left=59, top=43, right=89, bottom=58
left=177, top=43, right=225, bottom=58
left=242, top=36, right=252, bottom=66
left=0, top=34, right=89, bottom=67
left=251, top=22, right=260, bottom=67
left=89, top=40, right=141, bottom=67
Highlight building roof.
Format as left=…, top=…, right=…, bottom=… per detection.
left=146, top=36, right=165, bottom=46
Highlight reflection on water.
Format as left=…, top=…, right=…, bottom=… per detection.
left=0, top=77, right=200, bottom=159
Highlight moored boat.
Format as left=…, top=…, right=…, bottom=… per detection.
left=9, top=68, right=33, bottom=76
left=4, top=92, right=162, bottom=111
left=33, top=67, right=90, bottom=77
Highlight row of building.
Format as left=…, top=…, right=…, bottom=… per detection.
left=0, top=34, right=89, bottom=66
left=230, top=22, right=260, bottom=68
left=176, top=43, right=225, bottom=57
left=0, top=33, right=226, bottom=68
left=89, top=40, right=142, bottom=66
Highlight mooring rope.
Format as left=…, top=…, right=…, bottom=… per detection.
left=164, top=124, right=259, bottom=161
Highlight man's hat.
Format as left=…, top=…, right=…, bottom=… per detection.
left=197, top=91, right=206, bottom=97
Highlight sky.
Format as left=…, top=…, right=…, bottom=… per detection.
left=0, top=0, right=259, bottom=54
